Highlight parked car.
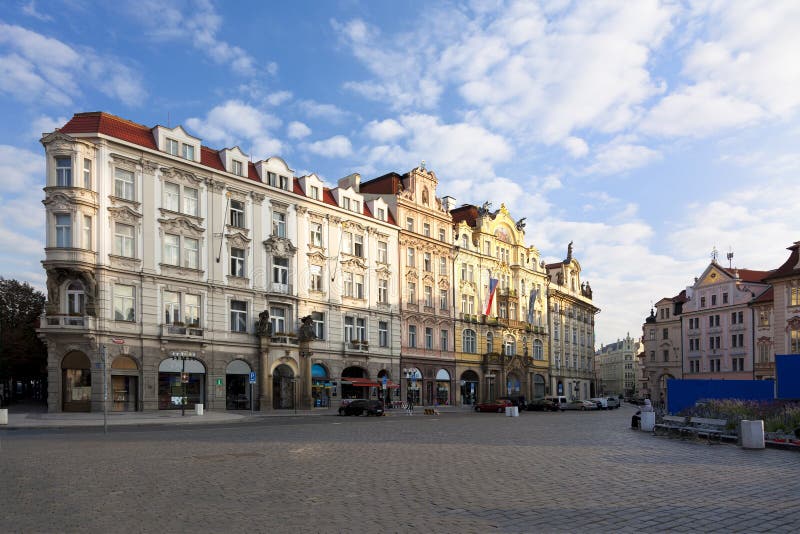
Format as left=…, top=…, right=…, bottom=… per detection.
left=544, top=395, right=568, bottom=411
left=589, top=397, right=608, bottom=410
left=564, top=399, right=597, bottom=411
left=475, top=399, right=515, bottom=413
left=338, top=399, right=384, bottom=416
left=526, top=398, right=559, bottom=412
left=498, top=396, right=526, bottom=408
left=606, top=397, right=620, bottom=409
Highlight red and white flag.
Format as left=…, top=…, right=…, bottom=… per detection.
left=484, top=273, right=499, bottom=316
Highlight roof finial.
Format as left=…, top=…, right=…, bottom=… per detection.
left=711, top=246, right=719, bottom=263
left=420, top=160, right=426, bottom=170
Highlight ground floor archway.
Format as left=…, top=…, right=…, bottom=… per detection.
left=62, top=351, right=91, bottom=412
left=533, top=374, right=546, bottom=399
left=312, top=363, right=331, bottom=408
left=226, top=360, right=252, bottom=410
left=158, top=358, right=206, bottom=410
left=111, top=355, right=139, bottom=412
left=273, top=364, right=295, bottom=409
left=460, top=370, right=479, bottom=405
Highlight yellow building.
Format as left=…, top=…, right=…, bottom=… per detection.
left=450, top=203, right=550, bottom=405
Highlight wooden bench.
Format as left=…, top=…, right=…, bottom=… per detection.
left=423, top=408, right=440, bottom=416
left=685, top=417, right=736, bottom=443
left=654, top=415, right=689, bottom=437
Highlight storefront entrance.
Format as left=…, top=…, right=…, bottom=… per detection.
left=273, top=364, right=295, bottom=409
left=312, top=364, right=331, bottom=408
left=435, top=369, right=451, bottom=405
left=405, top=368, right=422, bottom=406
left=341, top=366, right=371, bottom=400
left=226, top=360, right=252, bottom=410
left=533, top=374, right=546, bottom=399
left=158, top=358, right=206, bottom=410
left=62, top=351, right=91, bottom=412
left=111, top=355, right=139, bottom=412
left=460, top=370, right=479, bottom=405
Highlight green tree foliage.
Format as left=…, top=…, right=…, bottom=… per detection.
left=0, top=277, right=47, bottom=379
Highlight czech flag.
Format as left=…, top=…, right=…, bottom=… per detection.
left=484, top=274, right=499, bottom=316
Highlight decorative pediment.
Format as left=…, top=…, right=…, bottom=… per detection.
left=226, top=188, right=248, bottom=202
left=376, top=265, right=392, bottom=279
left=786, top=316, right=800, bottom=331
left=422, top=273, right=435, bottom=285
left=228, top=231, right=252, bottom=249
left=263, top=235, right=297, bottom=257
left=108, top=205, right=142, bottom=224
left=41, top=130, right=76, bottom=150
left=342, top=220, right=366, bottom=233
left=159, top=215, right=205, bottom=236
left=309, top=211, right=326, bottom=223
left=341, top=257, right=367, bottom=271
left=405, top=270, right=418, bottom=282
left=459, top=279, right=476, bottom=292
left=437, top=278, right=449, bottom=290
left=110, top=153, right=139, bottom=171
left=307, top=251, right=327, bottom=265
left=43, top=192, right=76, bottom=212
left=160, top=166, right=205, bottom=185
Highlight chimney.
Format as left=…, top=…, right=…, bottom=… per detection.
left=441, top=196, right=456, bottom=212
left=338, top=173, right=361, bottom=192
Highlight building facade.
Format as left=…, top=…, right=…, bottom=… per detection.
left=640, top=292, right=686, bottom=403
left=450, top=203, right=550, bottom=404
left=546, top=244, right=600, bottom=400
left=595, top=333, right=641, bottom=398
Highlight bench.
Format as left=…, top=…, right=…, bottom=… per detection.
left=423, top=408, right=440, bottom=415
left=654, top=415, right=689, bottom=437
left=684, top=417, right=736, bottom=443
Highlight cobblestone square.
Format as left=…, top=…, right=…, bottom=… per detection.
left=2, top=407, right=799, bottom=533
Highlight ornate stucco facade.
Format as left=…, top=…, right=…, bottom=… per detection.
left=640, top=293, right=685, bottom=402
left=596, top=333, right=641, bottom=398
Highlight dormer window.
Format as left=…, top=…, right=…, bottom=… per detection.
left=309, top=186, right=320, bottom=200
left=56, top=157, right=72, bottom=187
left=376, top=208, right=385, bottom=221
left=342, top=197, right=351, bottom=211
left=166, top=138, right=179, bottom=156
left=279, top=175, right=288, bottom=190
left=232, top=160, right=243, bottom=176
left=351, top=200, right=360, bottom=213
left=182, top=144, right=195, bottom=160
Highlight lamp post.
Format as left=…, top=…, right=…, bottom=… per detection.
left=486, top=372, right=495, bottom=402
left=171, top=351, right=197, bottom=416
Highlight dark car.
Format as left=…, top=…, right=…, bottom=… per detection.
left=526, top=398, right=559, bottom=412
left=338, top=399, right=384, bottom=416
left=474, top=399, right=514, bottom=413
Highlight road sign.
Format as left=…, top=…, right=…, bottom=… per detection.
left=249, top=371, right=257, bottom=384
left=111, top=338, right=125, bottom=345
left=382, top=376, right=388, bottom=386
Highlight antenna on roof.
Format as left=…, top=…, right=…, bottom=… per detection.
left=167, top=112, right=170, bottom=128
left=727, top=247, right=734, bottom=269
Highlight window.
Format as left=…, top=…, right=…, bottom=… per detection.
left=467, top=265, right=474, bottom=282
left=310, top=265, right=323, bottom=291
left=533, top=339, right=544, bottom=360
left=425, top=327, right=433, bottom=349
left=309, top=185, right=320, bottom=200
left=355, top=318, right=366, bottom=341
left=82, top=159, right=92, bottom=188
left=82, top=215, right=92, bottom=249
left=759, top=343, right=770, bottom=363
left=344, top=316, right=354, bottom=341
left=439, top=228, right=446, bottom=242
left=700, top=296, right=706, bottom=308
left=408, top=282, right=416, bottom=304
left=486, top=332, right=494, bottom=353
left=439, top=257, right=447, bottom=275
left=114, top=168, right=134, bottom=200
left=272, top=211, right=286, bottom=237
left=733, top=357, right=745, bottom=371
left=166, top=138, right=179, bottom=155
left=182, top=144, right=195, bottom=160
left=230, top=200, right=245, bottom=227
left=408, top=325, right=417, bottom=347
left=791, top=286, right=800, bottom=307
left=354, top=274, right=365, bottom=299
left=230, top=301, right=248, bottom=332
left=114, top=285, right=135, bottom=322
left=463, top=329, right=476, bottom=353
left=732, top=333, right=744, bottom=348
left=230, top=248, right=245, bottom=277
left=312, top=312, right=325, bottom=339
left=165, top=182, right=180, bottom=211
left=56, top=157, right=72, bottom=186
left=377, top=241, right=388, bottom=263
left=791, top=328, right=800, bottom=353
left=162, top=292, right=200, bottom=328
left=353, top=234, right=364, bottom=257
left=723, top=292, right=728, bottom=304
left=663, top=350, right=669, bottom=362
left=343, top=272, right=354, bottom=297
left=423, top=223, right=431, bottom=237
left=164, top=234, right=180, bottom=265
left=662, top=328, right=668, bottom=340
left=407, top=247, right=415, bottom=267
left=376, top=208, right=385, bottom=221
left=439, top=289, right=448, bottom=310
left=424, top=286, right=433, bottom=307
left=342, top=232, right=353, bottom=255
left=504, top=336, right=515, bottom=356
left=310, top=223, right=323, bottom=247
left=462, top=235, right=469, bottom=249
left=406, top=217, right=414, bottom=231
left=379, top=321, right=388, bottom=347
left=232, top=160, right=243, bottom=176
left=184, top=294, right=200, bottom=327
left=711, top=294, right=717, bottom=306
left=184, top=187, right=198, bottom=216
left=115, top=223, right=135, bottom=257
left=164, top=291, right=180, bottom=324
left=440, top=330, right=448, bottom=351
left=184, top=238, right=199, bottom=269
left=423, top=252, right=431, bottom=272
left=378, top=279, right=388, bottom=303
left=272, top=257, right=289, bottom=285
left=267, top=172, right=277, bottom=187
left=351, top=200, right=360, bottom=214
left=270, top=306, right=286, bottom=334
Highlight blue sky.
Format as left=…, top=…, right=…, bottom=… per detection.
left=1, top=0, right=799, bottom=346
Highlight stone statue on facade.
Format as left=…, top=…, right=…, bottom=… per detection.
left=478, top=201, right=492, bottom=216
left=566, top=241, right=573, bottom=262
left=298, top=315, right=317, bottom=343
left=257, top=309, right=272, bottom=337
left=515, top=217, right=527, bottom=231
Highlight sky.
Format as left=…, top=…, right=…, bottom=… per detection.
left=1, top=0, right=799, bottom=347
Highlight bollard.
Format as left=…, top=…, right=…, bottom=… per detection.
left=195, top=404, right=204, bottom=416
left=740, top=420, right=765, bottom=449
left=0, top=408, right=7, bottom=425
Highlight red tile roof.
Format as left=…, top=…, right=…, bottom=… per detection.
left=451, top=204, right=479, bottom=226
left=722, top=267, right=773, bottom=283
left=56, top=111, right=395, bottom=225
left=764, top=241, right=800, bottom=281
left=751, top=286, right=774, bottom=304
left=360, top=172, right=403, bottom=194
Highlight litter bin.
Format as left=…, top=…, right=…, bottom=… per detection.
left=640, top=411, right=655, bottom=432
left=505, top=406, right=519, bottom=417
left=0, top=408, right=7, bottom=425
left=740, top=420, right=765, bottom=449
left=195, top=404, right=204, bottom=416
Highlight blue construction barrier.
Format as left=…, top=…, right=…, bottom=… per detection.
left=775, top=354, right=800, bottom=400
left=666, top=379, right=774, bottom=414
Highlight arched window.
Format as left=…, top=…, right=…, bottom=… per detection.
left=462, top=234, right=469, bottom=249
left=462, top=329, right=476, bottom=353
left=422, top=188, right=429, bottom=205
left=486, top=332, right=493, bottom=353
left=504, top=335, right=516, bottom=356
left=533, top=339, right=544, bottom=360
left=66, top=281, right=85, bottom=315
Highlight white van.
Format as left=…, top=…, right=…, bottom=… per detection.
left=589, top=397, right=608, bottom=410
left=544, top=395, right=568, bottom=410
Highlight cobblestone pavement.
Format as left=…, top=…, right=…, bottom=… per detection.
left=2, top=406, right=799, bottom=533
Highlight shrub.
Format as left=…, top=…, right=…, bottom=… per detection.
left=678, top=399, right=800, bottom=433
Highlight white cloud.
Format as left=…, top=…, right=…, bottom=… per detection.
left=298, top=100, right=349, bottom=122
left=584, top=139, right=661, bottom=176
left=306, top=135, right=353, bottom=158
left=0, top=23, right=145, bottom=106
left=21, top=1, right=52, bottom=22
left=266, top=91, right=292, bottom=106
left=563, top=136, right=589, bottom=158
left=364, top=119, right=406, bottom=142
left=287, top=121, right=311, bottom=140
left=186, top=100, right=284, bottom=158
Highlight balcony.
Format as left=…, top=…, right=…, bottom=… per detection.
left=41, top=314, right=96, bottom=330
left=161, top=324, right=204, bottom=339
left=44, top=247, right=97, bottom=266
left=497, top=288, right=518, bottom=298
left=347, top=340, right=369, bottom=351
left=269, top=283, right=293, bottom=295
left=270, top=333, right=299, bottom=345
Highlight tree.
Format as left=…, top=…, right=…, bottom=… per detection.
left=0, top=277, right=47, bottom=386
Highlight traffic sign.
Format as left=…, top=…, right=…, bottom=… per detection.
left=249, top=371, right=257, bottom=384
